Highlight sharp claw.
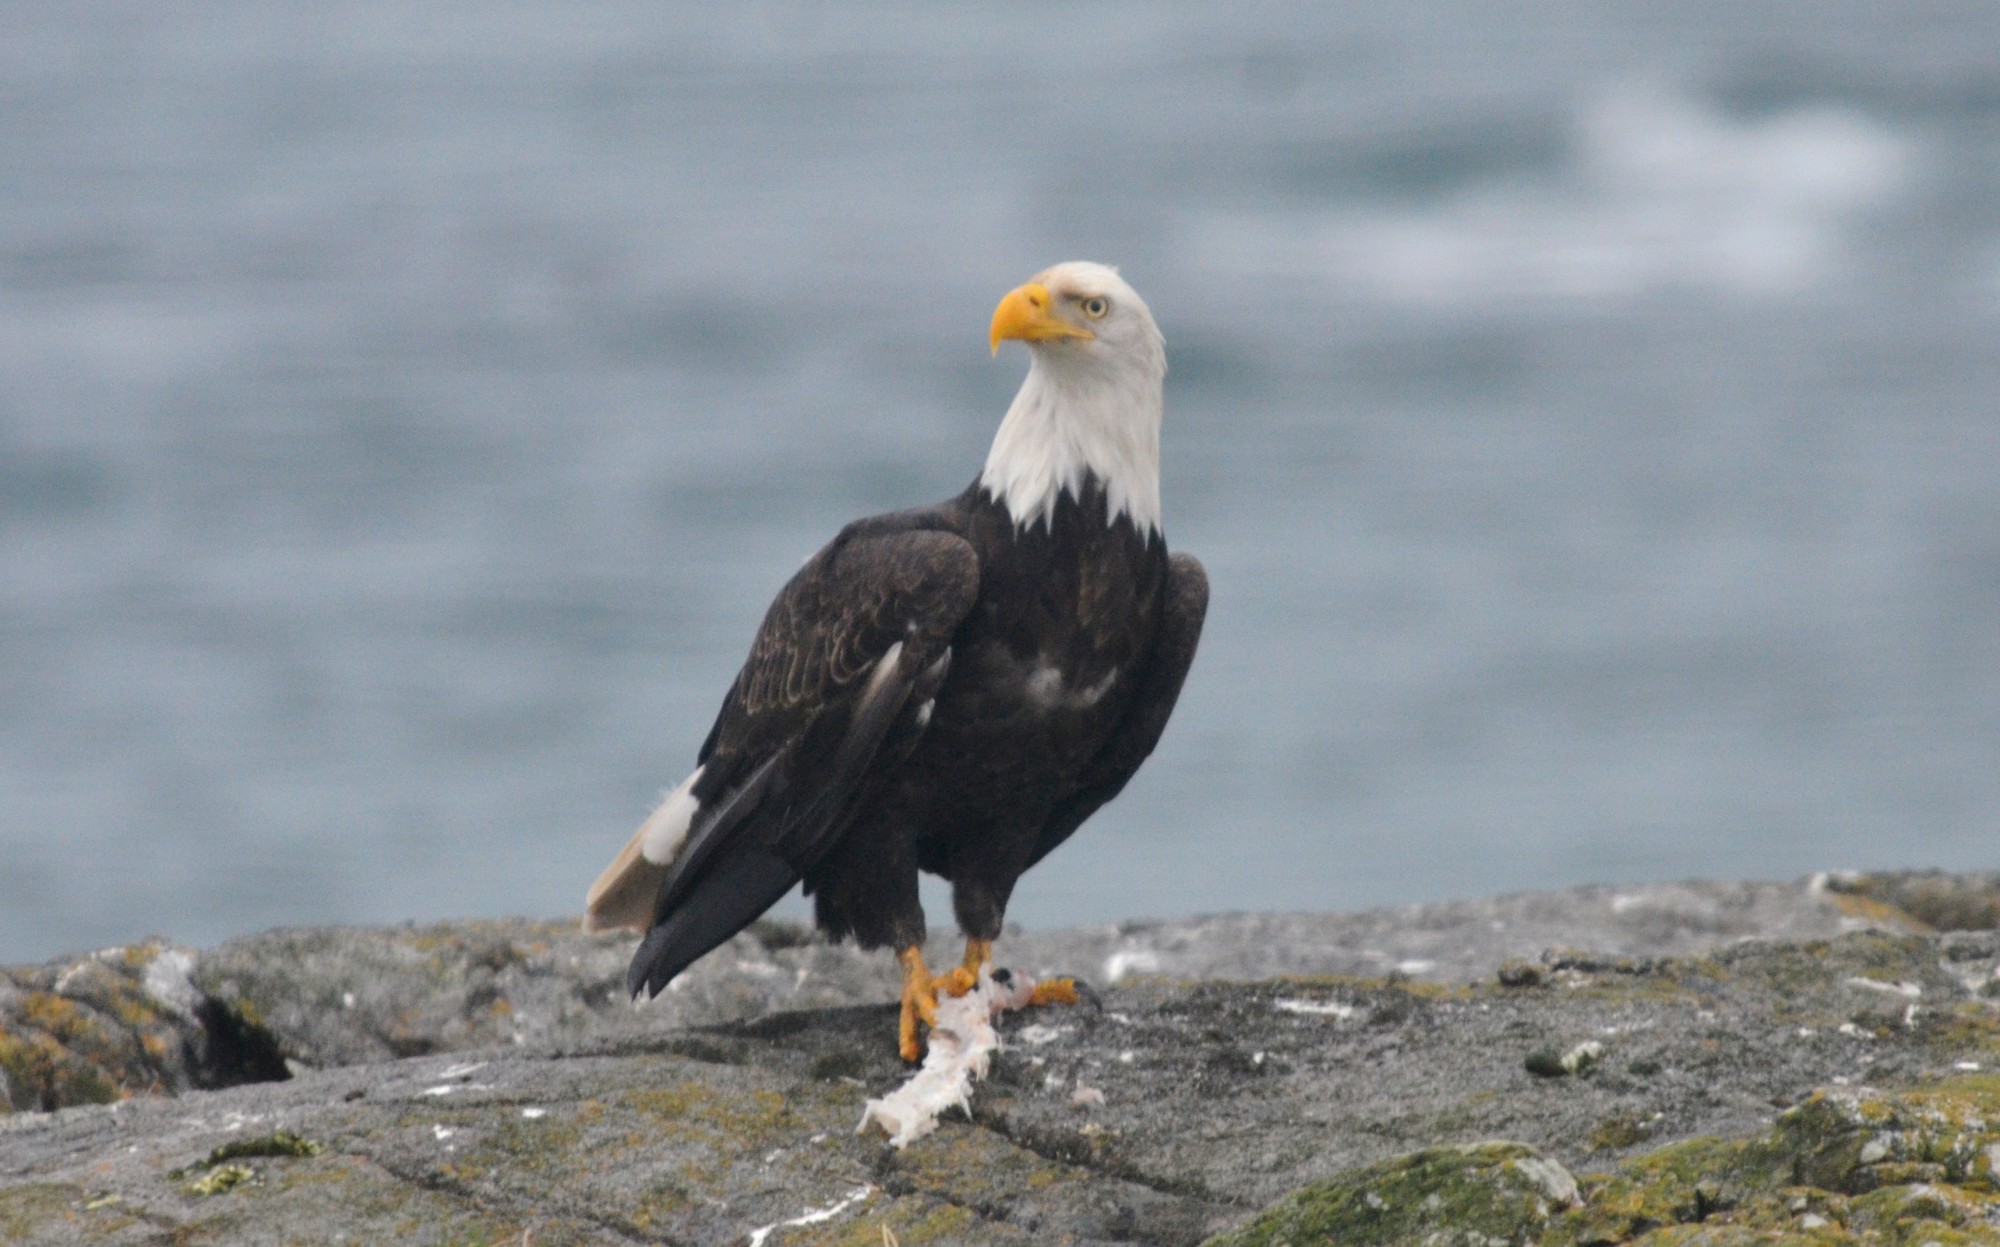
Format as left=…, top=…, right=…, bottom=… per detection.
left=1072, top=978, right=1104, bottom=1011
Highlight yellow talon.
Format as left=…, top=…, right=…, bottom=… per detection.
left=938, top=936, right=993, bottom=998
left=896, top=946, right=939, bottom=1063
left=1029, top=977, right=1083, bottom=1008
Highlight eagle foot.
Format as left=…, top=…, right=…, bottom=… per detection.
left=936, top=966, right=980, bottom=998
left=939, top=936, right=993, bottom=999
left=896, top=946, right=941, bottom=1064
left=1028, top=976, right=1102, bottom=1011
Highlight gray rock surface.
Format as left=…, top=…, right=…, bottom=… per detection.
left=2, top=872, right=1996, bottom=1245
left=73, top=872, right=1949, bottom=1087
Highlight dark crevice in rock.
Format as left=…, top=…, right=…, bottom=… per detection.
left=871, top=1168, right=1039, bottom=1235
left=188, top=997, right=292, bottom=1090
left=969, top=1103, right=1250, bottom=1211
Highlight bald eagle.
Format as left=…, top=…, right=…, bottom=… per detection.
left=585, top=263, right=1207, bottom=1060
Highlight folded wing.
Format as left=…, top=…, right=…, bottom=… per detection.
left=587, top=522, right=981, bottom=998
left=1027, top=551, right=1208, bottom=870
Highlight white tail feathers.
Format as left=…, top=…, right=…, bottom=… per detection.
left=583, top=766, right=704, bottom=934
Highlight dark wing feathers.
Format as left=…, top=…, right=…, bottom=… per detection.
left=627, top=523, right=980, bottom=998
left=1027, top=551, right=1209, bottom=870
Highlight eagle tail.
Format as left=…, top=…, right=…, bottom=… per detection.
left=617, top=640, right=932, bottom=999
left=582, top=766, right=706, bottom=934
left=625, top=847, right=800, bottom=998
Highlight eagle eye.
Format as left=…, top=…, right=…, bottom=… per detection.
left=1080, top=296, right=1109, bottom=319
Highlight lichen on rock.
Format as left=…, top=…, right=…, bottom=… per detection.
left=1203, top=1141, right=1582, bottom=1246
left=1540, top=1074, right=2000, bottom=1245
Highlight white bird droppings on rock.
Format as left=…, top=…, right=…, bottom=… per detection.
left=745, top=1185, right=875, bottom=1247
left=521, top=1107, right=547, bottom=1119
left=1842, top=977, right=1921, bottom=997
left=1275, top=997, right=1359, bottom=1019
left=1071, top=1084, right=1106, bottom=1107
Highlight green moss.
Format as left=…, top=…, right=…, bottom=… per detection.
left=1589, top=1113, right=1657, bottom=1153
left=458, top=1114, right=585, bottom=1179
left=1203, top=1141, right=1580, bottom=1246
left=1777, top=1074, right=2000, bottom=1194
left=168, top=1130, right=326, bottom=1183
left=1847, top=1181, right=2000, bottom=1239
left=890, top=1124, right=1081, bottom=1215
left=1541, top=1073, right=2000, bottom=1245
left=0, top=1183, right=84, bottom=1239
left=782, top=1196, right=978, bottom=1247
left=186, top=1162, right=257, bottom=1196
left=201, top=1130, right=325, bottom=1165
left=619, top=1078, right=793, bottom=1147
left=1210, top=1075, right=2000, bottom=1246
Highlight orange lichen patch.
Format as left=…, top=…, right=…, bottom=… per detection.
left=0, top=1029, right=123, bottom=1112
left=1827, top=890, right=1932, bottom=931
left=18, top=992, right=89, bottom=1039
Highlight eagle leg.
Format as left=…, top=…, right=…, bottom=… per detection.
left=934, top=936, right=992, bottom=1000
left=896, top=946, right=941, bottom=1063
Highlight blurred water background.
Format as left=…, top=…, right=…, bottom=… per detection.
left=4, top=3, right=1998, bottom=961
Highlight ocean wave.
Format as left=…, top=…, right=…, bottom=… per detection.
left=1189, top=84, right=1914, bottom=305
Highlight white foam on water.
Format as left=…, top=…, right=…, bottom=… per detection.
left=1190, top=84, right=1913, bottom=305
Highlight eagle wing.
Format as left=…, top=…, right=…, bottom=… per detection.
left=609, top=520, right=980, bottom=998
left=1027, top=551, right=1209, bottom=870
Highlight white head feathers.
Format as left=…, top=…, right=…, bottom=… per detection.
left=981, top=262, right=1166, bottom=536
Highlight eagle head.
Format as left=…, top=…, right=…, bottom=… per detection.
left=981, top=262, right=1167, bottom=536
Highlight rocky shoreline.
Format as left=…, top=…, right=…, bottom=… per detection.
left=2, top=870, right=1997, bottom=1244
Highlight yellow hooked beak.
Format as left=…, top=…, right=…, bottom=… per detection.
left=989, top=282, right=1095, bottom=355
